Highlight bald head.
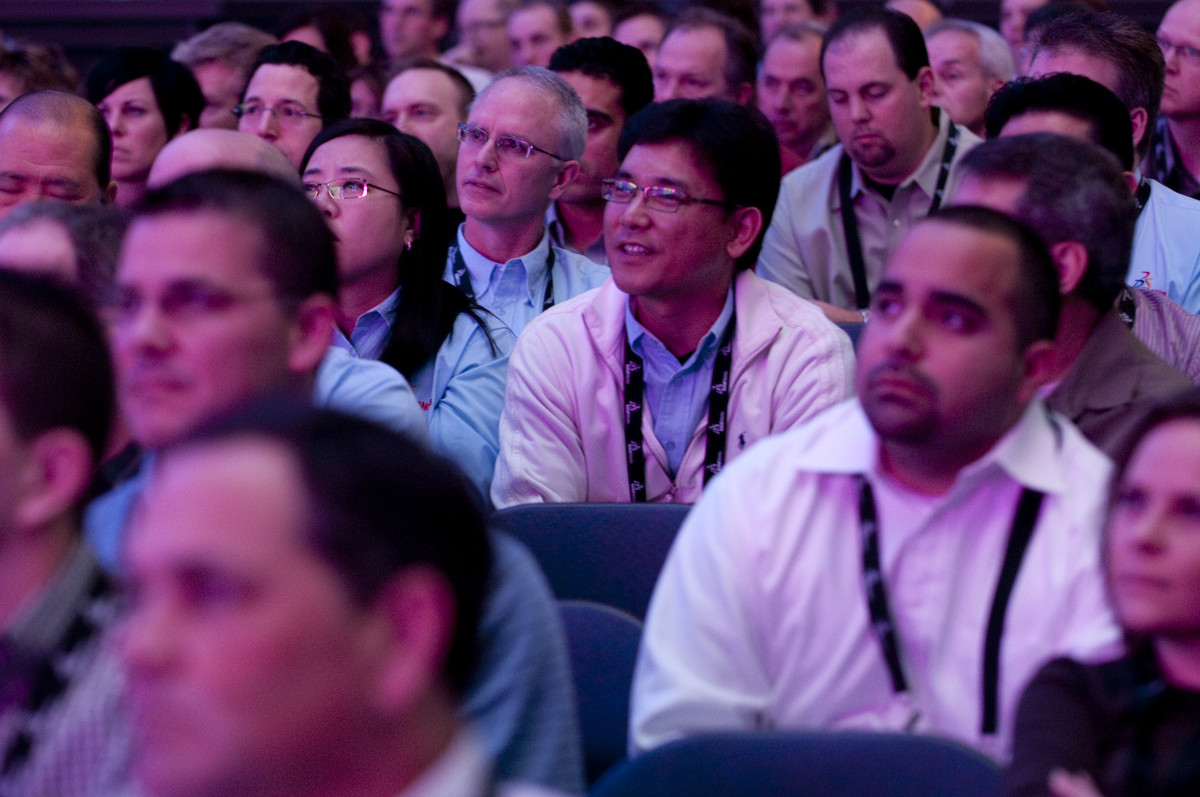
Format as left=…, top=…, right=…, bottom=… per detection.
left=148, top=128, right=302, bottom=188
left=0, top=90, right=114, bottom=218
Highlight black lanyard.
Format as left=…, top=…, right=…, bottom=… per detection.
left=856, top=475, right=1043, bottom=736
left=839, top=123, right=960, bottom=310
left=450, top=245, right=555, bottom=312
left=622, top=307, right=736, bottom=502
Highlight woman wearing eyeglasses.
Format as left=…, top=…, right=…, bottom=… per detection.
left=85, top=47, right=203, bottom=208
left=300, top=118, right=513, bottom=504
left=1004, top=389, right=1200, bottom=797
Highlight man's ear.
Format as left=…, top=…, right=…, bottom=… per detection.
left=916, top=65, right=936, bottom=107
left=733, top=81, right=755, bottom=107
left=1049, top=240, right=1088, bottom=296
left=371, top=566, right=456, bottom=711
left=548, top=160, right=582, bottom=200
left=14, top=428, right=93, bottom=532
left=1016, top=338, right=1058, bottom=403
left=1129, top=107, right=1148, bottom=152
left=287, top=294, right=337, bottom=375
left=724, top=206, right=764, bottom=260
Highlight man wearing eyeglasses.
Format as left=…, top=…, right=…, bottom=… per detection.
left=237, top=41, right=350, bottom=170
left=85, top=169, right=586, bottom=795
left=449, top=66, right=608, bottom=335
left=1144, top=0, right=1200, bottom=201
left=491, top=99, right=854, bottom=507
left=1026, top=11, right=1200, bottom=315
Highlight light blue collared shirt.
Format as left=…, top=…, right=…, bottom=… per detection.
left=331, top=288, right=515, bottom=503
left=625, top=289, right=736, bottom=476
left=446, top=224, right=609, bottom=337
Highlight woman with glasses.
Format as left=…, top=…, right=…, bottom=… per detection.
left=1004, top=389, right=1200, bottom=797
left=85, top=47, right=203, bottom=208
left=300, top=118, right=513, bottom=504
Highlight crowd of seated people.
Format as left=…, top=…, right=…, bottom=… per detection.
left=0, top=1, right=1199, bottom=796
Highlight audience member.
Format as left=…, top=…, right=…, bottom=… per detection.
left=985, top=74, right=1200, bottom=325
left=449, top=67, right=608, bottom=335
left=569, top=0, right=615, bottom=38
left=0, top=271, right=125, bottom=797
left=548, top=36, right=653, bottom=263
left=149, top=128, right=302, bottom=188
left=492, top=99, right=853, bottom=506
left=86, top=169, right=582, bottom=793
left=348, top=63, right=388, bottom=117
left=171, top=22, right=278, bottom=130
left=237, top=41, right=350, bottom=169
left=1144, top=0, right=1200, bottom=201
left=760, top=0, right=837, bottom=42
left=0, top=91, right=115, bottom=217
left=451, top=0, right=518, bottom=74
left=954, top=134, right=1192, bottom=456
left=302, top=119, right=513, bottom=501
left=84, top=47, right=203, bottom=208
left=0, top=39, right=78, bottom=113
left=0, top=201, right=127, bottom=308
left=379, top=0, right=453, bottom=66
left=382, top=58, right=476, bottom=217
left=652, top=8, right=757, bottom=105
left=886, top=0, right=943, bottom=30
left=925, top=18, right=1014, bottom=137
left=508, top=0, right=575, bottom=68
left=757, top=6, right=979, bottom=319
left=757, top=23, right=836, bottom=173
left=1027, top=11, right=1161, bottom=165
left=611, top=5, right=670, bottom=69
left=1003, top=389, right=1200, bottom=797
left=280, top=5, right=367, bottom=70
left=632, top=205, right=1120, bottom=760
left=119, top=403, right=569, bottom=797
left=1000, top=0, right=1050, bottom=63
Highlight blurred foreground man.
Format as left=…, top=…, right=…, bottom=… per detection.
left=120, top=404, right=568, bottom=797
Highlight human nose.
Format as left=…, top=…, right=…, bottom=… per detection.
left=617, top=188, right=651, bottom=228
left=312, top=184, right=338, bottom=217
left=254, top=108, right=279, bottom=139
left=108, top=109, right=126, bottom=136
left=116, top=592, right=176, bottom=676
left=113, top=295, right=174, bottom=355
left=878, top=306, right=923, bottom=360
left=848, top=94, right=870, bottom=122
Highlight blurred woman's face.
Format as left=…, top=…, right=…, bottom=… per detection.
left=303, top=134, right=411, bottom=293
left=97, top=77, right=172, bottom=184
left=1107, top=418, right=1200, bottom=638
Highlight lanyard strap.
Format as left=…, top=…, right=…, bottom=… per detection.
left=451, top=245, right=555, bottom=312
left=856, top=475, right=1043, bottom=735
left=839, top=123, right=961, bottom=310
left=623, top=309, right=737, bottom=503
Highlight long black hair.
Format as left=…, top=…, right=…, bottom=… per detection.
left=301, top=117, right=495, bottom=378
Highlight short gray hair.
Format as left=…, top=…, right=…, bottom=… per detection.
left=925, top=18, right=1015, bottom=82
left=477, top=66, right=588, bottom=160
left=172, top=22, right=278, bottom=75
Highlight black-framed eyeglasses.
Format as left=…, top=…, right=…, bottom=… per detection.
left=303, top=178, right=402, bottom=201
left=233, top=103, right=323, bottom=126
left=457, top=122, right=567, bottom=160
left=601, top=178, right=733, bottom=214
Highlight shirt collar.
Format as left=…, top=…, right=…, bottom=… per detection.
left=456, top=224, right=553, bottom=304
left=793, top=398, right=1068, bottom=497
left=5, top=543, right=99, bottom=655
left=846, top=108, right=954, bottom=202
left=624, top=287, right=736, bottom=370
